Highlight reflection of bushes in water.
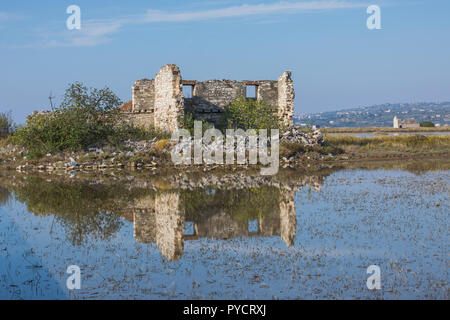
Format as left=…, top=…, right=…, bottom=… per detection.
left=10, top=177, right=154, bottom=245
left=401, top=160, right=450, bottom=172
left=181, top=187, right=281, bottom=223
left=0, top=187, right=11, bottom=205
left=346, top=158, right=450, bottom=173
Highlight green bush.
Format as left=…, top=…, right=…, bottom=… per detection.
left=180, top=97, right=282, bottom=134
left=420, top=121, right=435, bottom=127
left=224, top=97, right=281, bottom=131
left=11, top=82, right=165, bottom=158
left=180, top=109, right=213, bottom=135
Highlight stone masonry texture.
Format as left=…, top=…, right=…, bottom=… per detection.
left=277, top=71, right=295, bottom=127
left=154, top=64, right=184, bottom=133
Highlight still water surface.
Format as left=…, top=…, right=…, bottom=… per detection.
left=0, top=167, right=448, bottom=299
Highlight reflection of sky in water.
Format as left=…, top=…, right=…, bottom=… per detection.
left=184, top=222, right=195, bottom=236
left=248, top=220, right=259, bottom=234
left=0, top=169, right=448, bottom=299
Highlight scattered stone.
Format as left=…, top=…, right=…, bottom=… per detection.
left=280, top=127, right=324, bottom=146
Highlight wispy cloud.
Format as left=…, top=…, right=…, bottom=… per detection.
left=140, top=0, right=368, bottom=23
left=0, top=12, right=12, bottom=21
left=0, top=11, right=24, bottom=29
left=46, top=20, right=123, bottom=47
left=37, top=1, right=369, bottom=47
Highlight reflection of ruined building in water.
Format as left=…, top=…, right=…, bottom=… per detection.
left=130, top=188, right=299, bottom=261
left=279, top=191, right=297, bottom=247
left=393, top=116, right=420, bottom=129
left=122, top=64, right=295, bottom=132
left=133, top=193, right=184, bottom=261
left=154, top=193, right=184, bottom=261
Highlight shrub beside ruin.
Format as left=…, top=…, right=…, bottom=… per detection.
left=10, top=82, right=165, bottom=158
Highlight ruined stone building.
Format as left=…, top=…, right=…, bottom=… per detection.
left=393, top=116, right=420, bottom=129
left=122, top=64, right=295, bottom=132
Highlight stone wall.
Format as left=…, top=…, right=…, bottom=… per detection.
left=184, top=80, right=245, bottom=123
left=397, top=118, right=420, bottom=129
left=277, top=71, right=295, bottom=127
left=132, top=79, right=155, bottom=113
left=122, top=112, right=154, bottom=129
left=154, top=64, right=184, bottom=133
left=257, top=81, right=278, bottom=109
left=189, top=80, right=245, bottom=109
left=185, top=80, right=282, bottom=123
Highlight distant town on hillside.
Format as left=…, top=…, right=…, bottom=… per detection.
left=295, top=102, right=450, bottom=128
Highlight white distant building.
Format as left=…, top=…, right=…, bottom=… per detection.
left=393, top=116, right=399, bottom=128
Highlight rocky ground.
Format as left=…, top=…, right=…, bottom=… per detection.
left=281, top=127, right=324, bottom=145
left=0, top=128, right=334, bottom=174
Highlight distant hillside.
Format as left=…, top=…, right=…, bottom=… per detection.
left=295, top=102, right=450, bottom=128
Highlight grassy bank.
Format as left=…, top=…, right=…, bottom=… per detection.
left=325, top=134, right=450, bottom=160
left=322, top=126, right=450, bottom=133
left=2, top=133, right=449, bottom=172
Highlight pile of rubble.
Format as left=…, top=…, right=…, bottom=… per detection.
left=177, top=127, right=325, bottom=155
left=281, top=127, right=324, bottom=146
left=123, top=138, right=158, bottom=153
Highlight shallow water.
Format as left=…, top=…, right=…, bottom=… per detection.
left=0, top=168, right=448, bottom=299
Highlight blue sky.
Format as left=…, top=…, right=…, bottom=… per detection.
left=1, top=0, right=450, bottom=123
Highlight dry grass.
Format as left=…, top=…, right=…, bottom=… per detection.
left=322, top=126, right=450, bottom=133
left=0, top=137, right=8, bottom=148
left=154, top=139, right=171, bottom=151
left=325, top=134, right=450, bottom=156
